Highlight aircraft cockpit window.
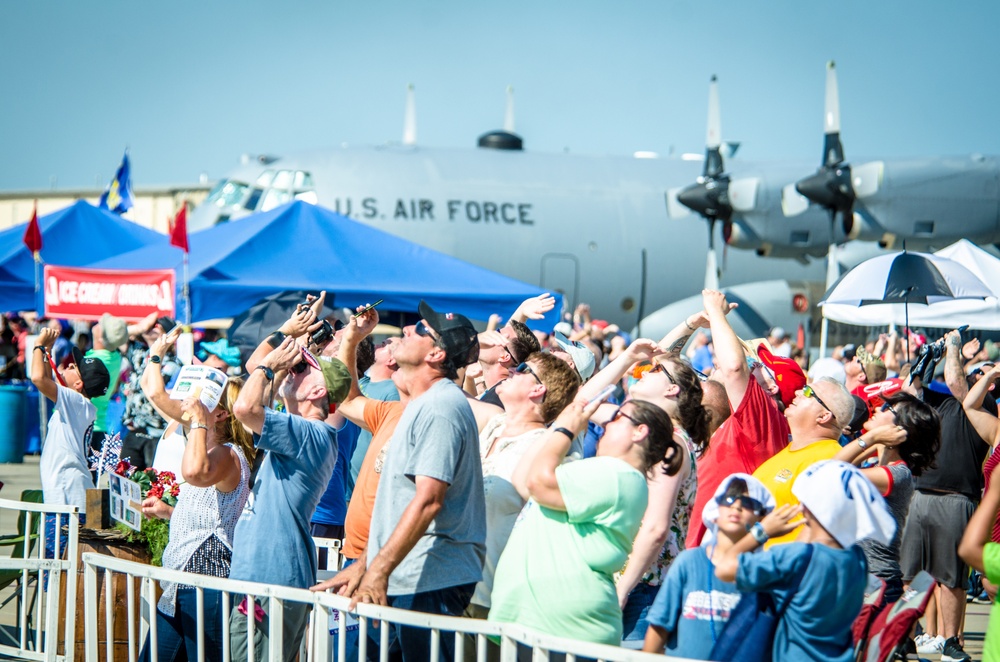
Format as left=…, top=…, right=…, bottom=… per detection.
left=272, top=170, right=294, bottom=189
left=294, top=190, right=318, bottom=204
left=260, top=188, right=291, bottom=212
left=293, top=171, right=313, bottom=188
left=206, top=180, right=250, bottom=208
left=255, top=170, right=275, bottom=187
left=244, top=188, right=264, bottom=211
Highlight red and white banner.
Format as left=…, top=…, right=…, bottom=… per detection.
left=44, top=266, right=175, bottom=321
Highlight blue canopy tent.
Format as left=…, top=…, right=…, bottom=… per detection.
left=0, top=201, right=167, bottom=312
left=89, top=201, right=561, bottom=324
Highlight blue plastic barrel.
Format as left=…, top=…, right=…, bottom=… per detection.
left=0, top=384, right=27, bottom=463
left=24, top=386, right=41, bottom=454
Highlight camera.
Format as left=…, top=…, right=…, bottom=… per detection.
left=309, top=319, right=335, bottom=347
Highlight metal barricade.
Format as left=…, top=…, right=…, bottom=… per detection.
left=0, top=497, right=80, bottom=662
left=80, top=553, right=684, bottom=662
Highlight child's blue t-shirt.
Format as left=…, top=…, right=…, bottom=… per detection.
left=737, top=542, right=866, bottom=662
left=646, top=547, right=742, bottom=659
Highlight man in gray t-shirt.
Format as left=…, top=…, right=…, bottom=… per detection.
left=317, top=301, right=485, bottom=662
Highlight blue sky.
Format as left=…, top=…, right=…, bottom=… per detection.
left=2, top=1, right=997, bottom=191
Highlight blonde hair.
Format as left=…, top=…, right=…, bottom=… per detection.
left=216, top=376, right=256, bottom=463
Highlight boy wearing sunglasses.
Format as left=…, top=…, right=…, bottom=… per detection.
left=643, top=474, right=775, bottom=658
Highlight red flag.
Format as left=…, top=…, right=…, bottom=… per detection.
left=169, top=204, right=189, bottom=253
left=23, top=201, right=42, bottom=257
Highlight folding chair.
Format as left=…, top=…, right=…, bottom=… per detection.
left=858, top=571, right=937, bottom=662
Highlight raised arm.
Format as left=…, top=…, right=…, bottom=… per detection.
left=943, top=329, right=969, bottom=402
left=508, top=293, right=556, bottom=324
left=30, top=328, right=60, bottom=403
left=703, top=289, right=750, bottom=409
left=960, top=457, right=1000, bottom=572
left=579, top=338, right=663, bottom=401
left=833, top=425, right=908, bottom=493
left=139, top=326, right=185, bottom=423
left=245, top=291, right=326, bottom=374
left=963, top=365, right=1000, bottom=447
left=335, top=305, right=379, bottom=427
left=233, top=337, right=301, bottom=434
left=512, top=397, right=599, bottom=508
left=178, top=397, right=241, bottom=490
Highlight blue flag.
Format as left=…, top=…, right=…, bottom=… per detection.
left=98, top=151, right=134, bottom=214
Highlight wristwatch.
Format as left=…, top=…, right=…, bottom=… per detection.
left=149, top=355, right=162, bottom=364
left=857, top=437, right=868, bottom=450
left=256, top=365, right=274, bottom=381
left=750, top=522, right=769, bottom=545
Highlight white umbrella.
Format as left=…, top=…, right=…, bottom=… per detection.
left=819, top=250, right=993, bottom=360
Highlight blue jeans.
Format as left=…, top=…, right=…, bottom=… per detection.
left=379, top=583, right=476, bottom=662
left=140, top=588, right=225, bottom=662
left=620, top=582, right=659, bottom=648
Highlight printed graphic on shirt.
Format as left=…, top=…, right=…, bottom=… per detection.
left=680, top=590, right=742, bottom=622
left=773, top=468, right=794, bottom=484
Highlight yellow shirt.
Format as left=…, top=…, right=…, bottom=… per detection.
left=752, top=439, right=842, bottom=546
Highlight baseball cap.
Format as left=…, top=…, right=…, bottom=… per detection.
left=770, top=327, right=787, bottom=341
left=72, top=347, right=110, bottom=398
left=757, top=343, right=807, bottom=407
left=317, top=355, right=351, bottom=405
left=417, top=301, right=480, bottom=370
left=553, top=331, right=596, bottom=380
left=100, top=313, right=128, bottom=349
left=855, top=346, right=887, bottom=384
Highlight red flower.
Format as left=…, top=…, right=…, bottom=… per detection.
left=158, top=471, right=177, bottom=485
left=146, top=484, right=164, bottom=499
left=115, top=460, right=130, bottom=475
left=169, top=484, right=180, bottom=497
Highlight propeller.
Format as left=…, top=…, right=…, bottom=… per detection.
left=675, top=76, right=731, bottom=290
left=403, top=83, right=417, bottom=145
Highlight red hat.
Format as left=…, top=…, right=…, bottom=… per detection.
left=757, top=343, right=807, bottom=407
left=858, top=378, right=904, bottom=414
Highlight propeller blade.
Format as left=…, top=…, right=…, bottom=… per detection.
left=504, top=85, right=515, bottom=133
left=781, top=183, right=810, bottom=217
left=825, top=241, right=840, bottom=289
left=665, top=187, right=692, bottom=219
left=822, top=61, right=844, bottom=168
left=403, top=83, right=417, bottom=146
left=705, top=247, right=720, bottom=290
left=704, top=76, right=724, bottom=178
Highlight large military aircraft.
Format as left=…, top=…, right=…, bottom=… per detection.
left=189, top=66, right=1000, bottom=329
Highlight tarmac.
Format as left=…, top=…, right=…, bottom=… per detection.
left=0, top=456, right=993, bottom=660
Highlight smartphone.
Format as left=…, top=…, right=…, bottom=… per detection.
left=352, top=299, right=384, bottom=318
left=587, top=384, right=617, bottom=406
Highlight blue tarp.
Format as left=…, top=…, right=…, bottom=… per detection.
left=0, top=201, right=167, bottom=313
left=89, top=201, right=560, bottom=324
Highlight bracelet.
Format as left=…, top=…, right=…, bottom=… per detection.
left=266, top=331, right=286, bottom=348
left=34, top=346, right=47, bottom=353
left=149, top=355, right=162, bottom=364
left=684, top=319, right=696, bottom=331
left=190, top=424, right=208, bottom=431
left=750, top=522, right=769, bottom=545
left=256, top=364, right=275, bottom=381
left=857, top=437, right=868, bottom=450
left=553, top=427, right=575, bottom=440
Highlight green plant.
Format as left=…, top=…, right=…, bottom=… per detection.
left=114, top=517, right=171, bottom=566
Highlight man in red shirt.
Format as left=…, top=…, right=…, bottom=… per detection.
left=684, top=289, right=805, bottom=548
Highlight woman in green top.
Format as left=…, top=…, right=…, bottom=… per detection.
left=488, top=398, right=681, bottom=646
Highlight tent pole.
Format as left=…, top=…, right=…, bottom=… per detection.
left=183, top=254, right=191, bottom=326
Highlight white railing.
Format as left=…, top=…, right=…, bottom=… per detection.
left=81, top=553, right=688, bottom=662
left=0, top=497, right=80, bottom=662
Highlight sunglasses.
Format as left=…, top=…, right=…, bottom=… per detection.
left=514, top=362, right=543, bottom=386
left=880, top=401, right=897, bottom=415
left=609, top=407, right=640, bottom=426
left=414, top=319, right=438, bottom=340
left=715, top=493, right=767, bottom=517
left=291, top=346, right=321, bottom=374
left=802, top=384, right=833, bottom=415
left=630, top=362, right=676, bottom=384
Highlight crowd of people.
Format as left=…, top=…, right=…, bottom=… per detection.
left=8, top=288, right=1000, bottom=662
